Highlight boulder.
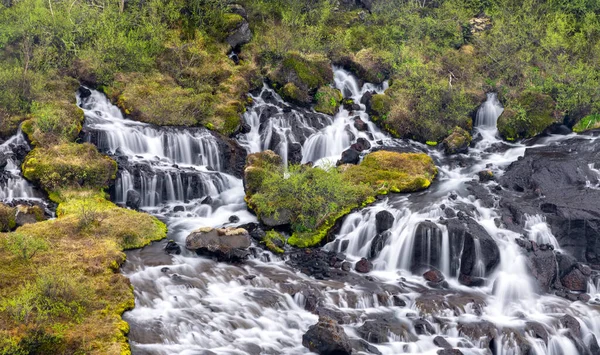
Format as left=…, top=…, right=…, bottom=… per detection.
left=357, top=317, right=417, bottom=343
left=302, top=316, right=352, bottom=355
left=477, top=169, right=494, bottom=182
left=351, top=137, right=371, bottom=152
left=355, top=258, right=373, bottom=273
left=442, top=127, right=471, bottom=155
left=561, top=268, right=587, bottom=292
left=375, top=210, right=394, bottom=233
left=337, top=148, right=360, bottom=165
left=226, top=20, right=252, bottom=50
left=14, top=204, right=46, bottom=227
left=185, top=226, right=251, bottom=261
left=423, top=268, right=445, bottom=283
left=0, top=152, right=7, bottom=169
left=516, top=238, right=557, bottom=293
left=369, top=231, right=389, bottom=259
left=77, top=86, right=92, bottom=99
left=164, top=240, right=181, bottom=255
left=353, top=117, right=368, bottom=131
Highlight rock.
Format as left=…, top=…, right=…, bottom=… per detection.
left=201, top=196, right=213, bottom=205
left=499, top=137, right=600, bottom=264
left=173, top=205, right=185, bottom=212
left=14, top=204, right=46, bottom=227
left=351, top=138, right=371, bottom=152
left=341, top=261, right=351, bottom=272
left=442, top=127, right=471, bottom=155
left=239, top=122, right=251, bottom=134
left=413, top=318, right=435, bottom=335
left=302, top=316, right=352, bottom=355
left=375, top=210, right=394, bottom=234
left=126, top=190, right=141, bottom=210
left=357, top=317, right=417, bottom=343
left=0, top=153, right=7, bottom=169
left=477, top=169, right=494, bottom=182
left=355, top=258, right=373, bottom=273
left=561, top=267, right=587, bottom=292
left=164, top=240, right=181, bottom=255
left=560, top=314, right=581, bottom=339
left=360, top=91, right=374, bottom=106
left=337, top=148, right=360, bottom=165
left=433, top=336, right=452, bottom=349
left=261, top=208, right=292, bottom=227
left=457, top=320, right=497, bottom=349
left=423, top=268, right=445, bottom=283
left=350, top=338, right=382, bottom=355
left=226, top=20, right=252, bottom=50
left=517, top=238, right=557, bottom=293
left=369, top=231, right=389, bottom=259
left=411, top=221, right=445, bottom=271
left=354, top=117, right=368, bottom=131
left=78, top=86, right=92, bottom=99
left=316, top=307, right=352, bottom=325
left=288, top=142, right=303, bottom=165
left=185, top=227, right=251, bottom=261
left=229, top=215, right=240, bottom=223
left=437, top=350, right=463, bottom=355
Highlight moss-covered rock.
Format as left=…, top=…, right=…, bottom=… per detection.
left=497, top=91, right=560, bottom=140
left=367, top=93, right=392, bottom=118
left=442, top=126, right=472, bottom=155
left=262, top=230, right=286, bottom=254
left=22, top=143, right=117, bottom=195
left=342, top=151, right=438, bottom=194
left=314, top=86, right=343, bottom=115
left=0, top=204, right=17, bottom=232
left=338, top=48, right=392, bottom=84
left=268, top=51, right=333, bottom=105
left=243, top=150, right=284, bottom=195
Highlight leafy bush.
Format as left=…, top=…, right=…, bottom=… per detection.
left=0, top=204, right=16, bottom=232
left=2, top=232, right=48, bottom=261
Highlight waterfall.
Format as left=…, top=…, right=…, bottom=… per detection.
left=0, top=128, right=39, bottom=201
left=475, top=92, right=504, bottom=129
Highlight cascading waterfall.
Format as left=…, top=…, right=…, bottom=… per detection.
left=0, top=128, right=39, bottom=201
left=79, top=73, right=600, bottom=354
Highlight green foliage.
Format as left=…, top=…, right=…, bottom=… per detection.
left=262, top=231, right=285, bottom=254
left=442, top=126, right=472, bottom=154
left=314, top=86, right=342, bottom=115
left=2, top=232, right=48, bottom=261
left=0, top=204, right=16, bottom=232
left=497, top=91, right=559, bottom=139
left=573, top=114, right=600, bottom=132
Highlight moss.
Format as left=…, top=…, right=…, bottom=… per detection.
left=368, top=94, right=392, bottom=117
left=22, top=143, right=117, bottom=194
left=0, top=204, right=17, bottom=232
left=342, top=48, right=392, bottom=84
left=572, top=114, right=600, bottom=133
left=498, top=91, right=559, bottom=140
left=314, top=86, right=343, bottom=115
left=282, top=82, right=309, bottom=103
left=262, top=231, right=285, bottom=253
left=442, top=126, right=472, bottom=154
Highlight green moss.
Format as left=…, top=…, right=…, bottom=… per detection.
left=0, top=204, right=17, bottom=232
left=314, top=86, right=342, bottom=115
left=282, top=82, right=309, bottom=103
left=573, top=114, right=600, bottom=133
left=22, top=143, right=117, bottom=194
left=498, top=91, right=559, bottom=140
left=442, top=126, right=472, bottom=154
left=426, top=141, right=438, bottom=146
left=368, top=94, right=392, bottom=117
left=262, top=231, right=285, bottom=253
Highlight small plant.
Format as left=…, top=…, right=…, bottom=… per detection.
left=77, top=201, right=106, bottom=231
left=3, top=232, right=48, bottom=261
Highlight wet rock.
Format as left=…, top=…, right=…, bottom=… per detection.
left=288, top=142, right=303, bottom=165
left=355, top=258, right=373, bottom=273
left=433, top=336, right=452, bottom=349
left=369, top=231, right=390, bottom=259
left=185, top=226, right=251, bottom=261
left=375, top=210, right=394, bottom=233
left=525, top=321, right=549, bottom=344
left=337, top=148, right=360, bottom=165
left=126, top=190, right=141, bottom=210
left=239, top=122, right=251, bottom=134
left=437, top=350, right=463, bottom=355
left=560, top=314, right=581, bottom=339
left=442, top=126, right=471, bottom=155
left=517, top=238, right=557, bottom=292
left=201, top=196, right=213, bottom=205
left=561, top=267, right=587, bottom=292
left=457, top=320, right=497, bottom=349
left=173, top=205, right=185, bottom=212
left=360, top=91, right=374, bottom=106
left=229, top=215, right=240, bottom=223
left=0, top=153, right=7, bottom=170
left=499, top=137, right=600, bottom=264
left=341, top=261, right=351, bottom=271
left=392, top=295, right=406, bottom=307
left=316, top=307, right=352, bottom=325
left=413, top=318, right=435, bottom=335
left=357, top=318, right=417, bottom=343
left=350, top=338, right=382, bottom=355
left=477, top=169, right=494, bottom=182
left=423, top=268, right=445, bottom=283
left=78, top=86, right=92, bottom=99
left=411, top=221, right=447, bottom=272
left=261, top=208, right=292, bottom=227
left=302, top=316, right=352, bottom=355
left=351, top=138, right=371, bottom=152
left=354, top=117, right=368, bottom=131
left=164, top=240, right=181, bottom=255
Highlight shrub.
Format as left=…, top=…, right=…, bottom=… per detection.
left=2, top=232, right=48, bottom=261
left=0, top=204, right=17, bottom=232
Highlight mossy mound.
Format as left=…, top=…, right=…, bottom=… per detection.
left=0, top=203, right=17, bottom=232
left=338, top=48, right=392, bottom=84
left=572, top=114, right=600, bottom=133
left=0, top=192, right=166, bottom=354
left=243, top=150, right=436, bottom=248
left=268, top=51, right=333, bottom=105
left=442, top=126, right=472, bottom=155
left=497, top=91, right=560, bottom=140
left=342, top=151, right=438, bottom=194
left=367, top=93, right=393, bottom=118
left=314, top=86, right=343, bottom=115
left=22, top=143, right=117, bottom=195
left=262, top=230, right=286, bottom=254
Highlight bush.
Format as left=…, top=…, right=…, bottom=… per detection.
left=2, top=232, right=48, bottom=261
left=0, top=204, right=17, bottom=232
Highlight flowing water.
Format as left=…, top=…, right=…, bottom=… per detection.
left=78, top=69, right=600, bottom=354
left=0, top=128, right=40, bottom=201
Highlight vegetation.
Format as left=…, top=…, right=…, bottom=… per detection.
left=442, top=126, right=472, bottom=154
left=314, top=86, right=343, bottom=115
left=244, top=150, right=436, bottom=247
left=573, top=114, right=600, bottom=133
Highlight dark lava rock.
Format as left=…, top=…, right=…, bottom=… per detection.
left=288, top=142, right=303, bottom=165
left=560, top=314, right=581, bottom=339
left=437, top=350, right=463, bottom=355
left=164, top=240, right=181, bottom=255
left=239, top=122, right=251, bottom=134
left=350, top=339, right=382, bottom=355
left=433, top=336, right=452, bottom=349
left=516, top=238, right=557, bottom=293
left=355, top=258, right=373, bottom=273
left=457, top=320, right=497, bottom=349
left=201, top=196, right=213, bottom=205
left=185, top=227, right=251, bottom=261
left=357, top=318, right=417, bottom=343
left=351, top=137, right=371, bottom=152
left=126, top=190, right=141, bottom=210
left=413, top=318, right=435, bottom=335
left=78, top=86, right=92, bottom=99
left=173, top=205, right=185, bottom=212
left=499, top=137, right=600, bottom=264
left=561, top=267, right=588, bottom=292
left=302, top=316, right=352, bottom=355
left=229, top=215, right=240, bottom=223
left=369, top=231, right=390, bottom=260
left=375, top=210, right=394, bottom=233
left=423, top=268, right=445, bottom=283
left=226, top=20, right=252, bottom=50
left=354, top=117, right=368, bottom=131
left=337, top=148, right=360, bottom=165
left=341, top=261, right=351, bottom=272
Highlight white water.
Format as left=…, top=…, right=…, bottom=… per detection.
left=0, top=128, right=39, bottom=201
left=79, top=72, right=600, bottom=354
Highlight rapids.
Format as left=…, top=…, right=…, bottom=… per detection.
left=0, top=128, right=40, bottom=201
left=76, top=68, right=600, bottom=355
